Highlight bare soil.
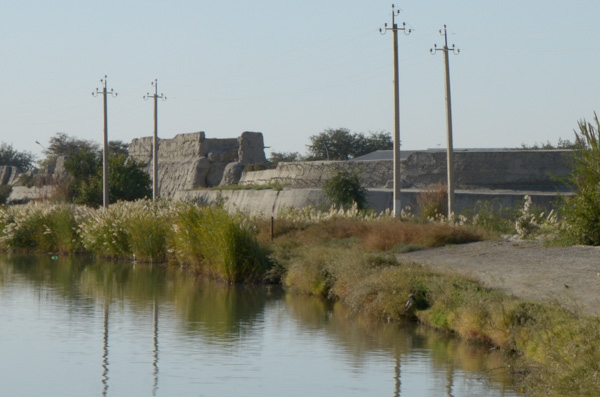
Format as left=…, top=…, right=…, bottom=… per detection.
left=398, top=240, right=600, bottom=316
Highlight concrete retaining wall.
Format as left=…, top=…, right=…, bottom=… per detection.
left=173, top=188, right=566, bottom=218
left=240, top=150, right=573, bottom=191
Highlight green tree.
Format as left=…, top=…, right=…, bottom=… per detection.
left=63, top=145, right=150, bottom=207
left=45, top=132, right=100, bottom=158
left=0, top=142, right=35, bottom=170
left=108, top=154, right=151, bottom=202
left=323, top=168, right=367, bottom=210
left=268, top=151, right=303, bottom=167
left=306, top=128, right=392, bottom=160
left=561, top=113, right=600, bottom=245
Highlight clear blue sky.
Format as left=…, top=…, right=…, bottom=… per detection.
left=2, top=0, right=599, bottom=159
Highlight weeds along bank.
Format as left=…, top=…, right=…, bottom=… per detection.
left=0, top=200, right=267, bottom=283
left=1, top=199, right=599, bottom=394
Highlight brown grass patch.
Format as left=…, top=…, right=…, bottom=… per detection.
left=262, top=217, right=482, bottom=251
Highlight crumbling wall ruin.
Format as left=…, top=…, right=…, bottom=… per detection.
left=128, top=131, right=267, bottom=198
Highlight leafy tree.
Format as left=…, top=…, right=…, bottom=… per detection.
left=109, top=140, right=130, bottom=156
left=323, top=168, right=367, bottom=210
left=520, top=138, right=577, bottom=150
left=62, top=143, right=150, bottom=207
left=268, top=151, right=304, bottom=167
left=306, top=128, right=392, bottom=160
left=45, top=132, right=100, bottom=158
left=108, top=154, right=151, bottom=202
left=561, top=113, right=600, bottom=245
left=0, top=142, right=35, bottom=170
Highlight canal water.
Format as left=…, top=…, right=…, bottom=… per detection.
left=0, top=255, right=520, bottom=397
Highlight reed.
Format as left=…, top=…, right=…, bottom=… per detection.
left=171, top=203, right=267, bottom=283
left=0, top=203, right=84, bottom=253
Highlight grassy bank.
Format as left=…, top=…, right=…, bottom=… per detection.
left=257, top=209, right=599, bottom=396
left=0, top=201, right=267, bottom=283
left=0, top=199, right=597, bottom=394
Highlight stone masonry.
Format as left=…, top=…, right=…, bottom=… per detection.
left=239, top=150, right=572, bottom=192
left=128, top=131, right=267, bottom=198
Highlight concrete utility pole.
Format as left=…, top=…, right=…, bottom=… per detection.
left=92, top=76, right=117, bottom=208
left=144, top=79, right=167, bottom=200
left=380, top=4, right=411, bottom=217
left=431, top=25, right=460, bottom=219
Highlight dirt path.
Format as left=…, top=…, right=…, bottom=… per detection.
left=398, top=240, right=600, bottom=316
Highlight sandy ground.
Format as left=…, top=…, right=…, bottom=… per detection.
left=398, top=240, right=600, bottom=316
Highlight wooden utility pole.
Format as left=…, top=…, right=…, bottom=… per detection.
left=93, top=76, right=117, bottom=208
left=144, top=79, right=166, bottom=200
left=380, top=4, right=411, bottom=217
left=431, top=25, right=460, bottom=218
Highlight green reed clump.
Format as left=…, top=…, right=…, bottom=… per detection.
left=78, top=203, right=131, bottom=258
left=122, top=200, right=174, bottom=262
left=171, top=203, right=267, bottom=283
left=0, top=203, right=85, bottom=253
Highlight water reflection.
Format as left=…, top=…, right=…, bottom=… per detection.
left=0, top=255, right=518, bottom=396
left=102, top=300, right=109, bottom=397
left=152, top=298, right=159, bottom=396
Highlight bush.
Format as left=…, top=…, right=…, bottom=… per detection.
left=560, top=113, right=600, bottom=245
left=323, top=168, right=367, bottom=210
left=416, top=184, right=447, bottom=220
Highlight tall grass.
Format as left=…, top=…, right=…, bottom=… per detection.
left=172, top=204, right=267, bottom=283
left=0, top=201, right=268, bottom=283
left=0, top=203, right=85, bottom=253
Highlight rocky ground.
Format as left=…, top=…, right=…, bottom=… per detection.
left=398, top=240, right=600, bottom=316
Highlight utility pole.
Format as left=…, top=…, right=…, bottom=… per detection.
left=92, top=76, right=117, bottom=208
left=144, top=79, right=166, bottom=200
left=380, top=4, right=411, bottom=217
left=431, top=26, right=459, bottom=219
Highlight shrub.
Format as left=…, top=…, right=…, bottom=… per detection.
left=416, top=184, right=447, bottom=220
left=323, top=168, right=367, bottom=210
left=560, top=113, right=600, bottom=245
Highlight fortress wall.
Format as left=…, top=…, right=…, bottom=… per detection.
left=173, top=188, right=567, bottom=218
left=240, top=150, right=572, bottom=191
left=128, top=131, right=265, bottom=197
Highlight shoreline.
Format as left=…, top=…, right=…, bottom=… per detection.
left=398, top=239, right=600, bottom=317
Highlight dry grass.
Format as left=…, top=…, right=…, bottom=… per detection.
left=416, top=184, right=447, bottom=219
left=260, top=217, right=482, bottom=252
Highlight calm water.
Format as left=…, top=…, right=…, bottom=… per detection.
left=0, top=255, right=519, bottom=397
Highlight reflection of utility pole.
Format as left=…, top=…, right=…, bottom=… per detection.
left=93, top=76, right=117, bottom=208
left=431, top=26, right=460, bottom=218
left=446, top=364, right=454, bottom=397
left=394, top=355, right=401, bottom=397
left=380, top=4, right=411, bottom=217
left=152, top=298, right=159, bottom=396
left=102, top=300, right=110, bottom=397
left=144, top=80, right=167, bottom=200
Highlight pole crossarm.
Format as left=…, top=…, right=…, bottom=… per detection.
left=430, top=25, right=460, bottom=55
left=92, top=75, right=117, bottom=208
left=143, top=79, right=167, bottom=200
left=378, top=4, right=412, bottom=36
